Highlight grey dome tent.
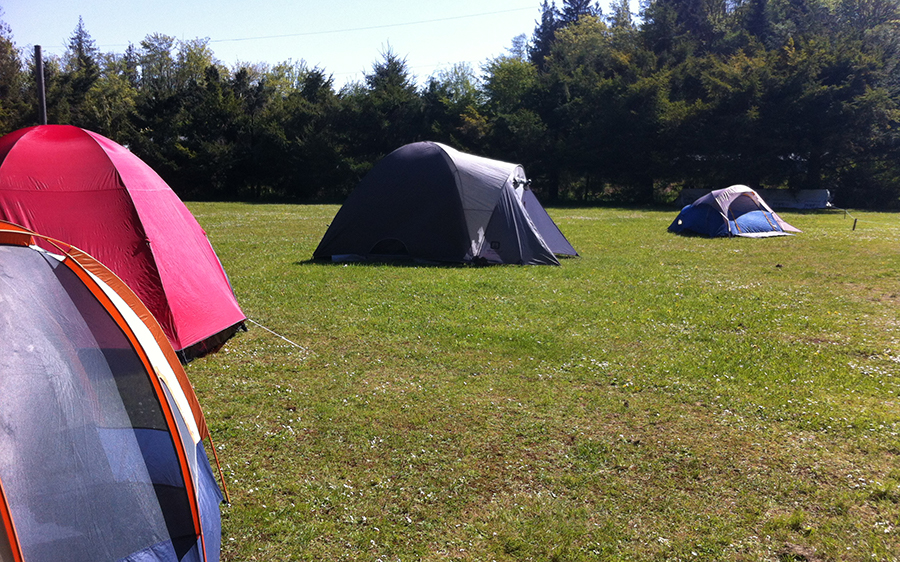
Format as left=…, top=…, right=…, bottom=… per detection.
left=313, top=142, right=577, bottom=265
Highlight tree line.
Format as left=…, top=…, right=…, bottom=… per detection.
left=1, top=0, right=898, bottom=207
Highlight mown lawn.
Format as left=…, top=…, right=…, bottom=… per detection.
left=186, top=203, right=900, bottom=561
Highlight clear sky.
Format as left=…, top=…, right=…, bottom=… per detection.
left=1, top=0, right=563, bottom=88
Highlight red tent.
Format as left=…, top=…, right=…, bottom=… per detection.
left=0, top=125, right=245, bottom=361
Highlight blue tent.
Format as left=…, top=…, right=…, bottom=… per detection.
left=669, top=185, right=801, bottom=238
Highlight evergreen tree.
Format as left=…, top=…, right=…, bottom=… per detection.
left=341, top=47, right=425, bottom=172
left=276, top=66, right=350, bottom=200
left=129, top=34, right=189, bottom=196
left=544, top=15, right=662, bottom=202
left=230, top=66, right=276, bottom=198
left=529, top=0, right=561, bottom=70
left=640, top=0, right=682, bottom=61
left=65, top=17, right=99, bottom=77
left=607, top=0, right=635, bottom=30
left=743, top=0, right=772, bottom=43
left=364, top=47, right=419, bottom=97
left=0, top=12, right=27, bottom=133
left=122, top=43, right=140, bottom=88
left=641, top=0, right=732, bottom=59
left=61, top=17, right=100, bottom=126
left=170, top=64, right=238, bottom=198
left=560, top=0, right=601, bottom=25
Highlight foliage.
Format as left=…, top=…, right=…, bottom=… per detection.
left=423, top=62, right=488, bottom=148
left=0, top=11, right=27, bottom=132
left=57, top=17, right=101, bottom=127
left=529, top=0, right=562, bottom=71
left=0, top=1, right=899, bottom=206
left=336, top=47, right=428, bottom=187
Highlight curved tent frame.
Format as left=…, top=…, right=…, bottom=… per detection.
left=0, top=221, right=223, bottom=562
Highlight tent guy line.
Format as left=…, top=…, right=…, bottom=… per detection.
left=247, top=318, right=309, bottom=353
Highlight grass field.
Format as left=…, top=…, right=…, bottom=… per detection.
left=186, top=203, right=900, bottom=561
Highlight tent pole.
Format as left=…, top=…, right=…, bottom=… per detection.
left=34, top=46, right=47, bottom=125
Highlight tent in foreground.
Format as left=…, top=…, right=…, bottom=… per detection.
left=668, top=184, right=801, bottom=238
left=0, top=221, right=223, bottom=562
left=313, top=141, right=577, bottom=265
left=0, top=125, right=245, bottom=361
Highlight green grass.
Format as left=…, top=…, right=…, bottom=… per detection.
left=187, top=203, right=900, bottom=561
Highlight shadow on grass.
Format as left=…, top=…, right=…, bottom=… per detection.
left=294, top=255, right=578, bottom=268
left=295, top=257, right=472, bottom=269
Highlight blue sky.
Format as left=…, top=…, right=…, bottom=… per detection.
left=2, top=1, right=551, bottom=87
left=3, top=1, right=634, bottom=88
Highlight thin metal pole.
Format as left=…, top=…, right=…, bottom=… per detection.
left=34, top=45, right=47, bottom=125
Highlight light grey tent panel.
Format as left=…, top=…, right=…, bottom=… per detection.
left=481, top=184, right=558, bottom=265
left=520, top=189, right=578, bottom=256
left=439, top=145, right=523, bottom=255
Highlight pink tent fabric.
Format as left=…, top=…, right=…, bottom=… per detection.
left=0, top=125, right=245, bottom=360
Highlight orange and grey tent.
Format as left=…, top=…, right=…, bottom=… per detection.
left=0, top=221, right=224, bottom=562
